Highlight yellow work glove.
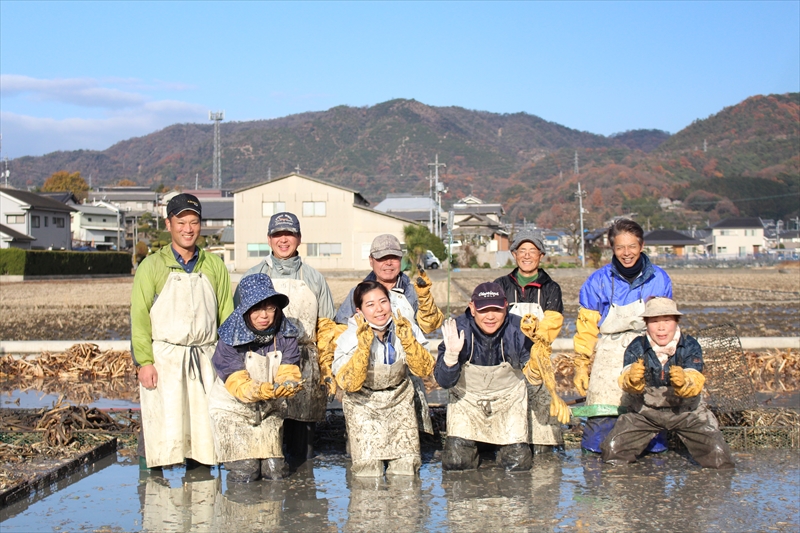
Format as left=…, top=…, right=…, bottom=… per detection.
left=413, top=268, right=444, bottom=334
left=530, top=339, right=571, bottom=424
left=520, top=314, right=539, bottom=341
left=335, top=314, right=373, bottom=392
left=394, top=312, right=435, bottom=378
left=618, top=359, right=646, bottom=394
left=224, top=370, right=263, bottom=403
left=317, top=317, right=346, bottom=401
left=522, top=357, right=543, bottom=385
left=538, top=310, right=564, bottom=344
left=670, top=366, right=705, bottom=398
left=573, top=307, right=600, bottom=396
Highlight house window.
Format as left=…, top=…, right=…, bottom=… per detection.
left=262, top=201, right=286, bottom=217
left=306, top=243, right=342, bottom=256
left=5, top=215, right=24, bottom=224
left=230, top=249, right=235, bottom=261
left=44, top=216, right=49, bottom=227
left=720, top=230, right=736, bottom=236
left=739, top=246, right=746, bottom=257
left=32, top=216, right=40, bottom=228
left=88, top=217, right=92, bottom=222
left=103, top=218, right=107, bottom=222
left=302, top=201, right=326, bottom=217
left=717, top=246, right=727, bottom=254
left=54, top=217, right=65, bottom=228
left=247, top=243, right=271, bottom=258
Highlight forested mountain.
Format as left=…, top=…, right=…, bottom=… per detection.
left=10, top=94, right=799, bottom=227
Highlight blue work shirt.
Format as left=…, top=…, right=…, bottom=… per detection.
left=171, top=245, right=199, bottom=274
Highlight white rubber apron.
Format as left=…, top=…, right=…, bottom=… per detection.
left=272, top=274, right=328, bottom=422
left=342, top=342, right=420, bottom=464
left=208, top=346, right=284, bottom=462
left=585, top=278, right=645, bottom=415
left=509, top=295, right=562, bottom=446
left=389, top=288, right=434, bottom=435
left=140, top=272, right=219, bottom=468
left=446, top=338, right=529, bottom=445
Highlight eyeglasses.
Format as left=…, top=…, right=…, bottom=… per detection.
left=514, top=249, right=541, bottom=257
left=250, top=303, right=278, bottom=315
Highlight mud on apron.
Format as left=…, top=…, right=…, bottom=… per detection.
left=140, top=272, right=219, bottom=468
left=342, top=346, right=420, bottom=463
left=209, top=347, right=285, bottom=462
left=585, top=280, right=645, bottom=415
left=509, top=297, right=562, bottom=446
left=389, top=290, right=434, bottom=435
left=272, top=276, right=327, bottom=422
left=446, top=338, right=529, bottom=446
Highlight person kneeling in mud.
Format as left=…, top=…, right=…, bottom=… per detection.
left=434, top=282, right=571, bottom=472
left=209, top=273, right=304, bottom=482
left=601, top=297, right=734, bottom=469
left=332, top=280, right=435, bottom=477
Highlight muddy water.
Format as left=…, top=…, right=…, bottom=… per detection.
left=1, top=449, right=798, bottom=532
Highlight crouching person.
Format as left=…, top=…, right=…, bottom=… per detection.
left=209, top=273, right=304, bottom=482
left=601, top=297, right=734, bottom=469
left=332, top=281, right=435, bottom=477
left=435, top=283, right=571, bottom=472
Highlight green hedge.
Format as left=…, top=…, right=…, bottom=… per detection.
left=0, top=248, right=132, bottom=276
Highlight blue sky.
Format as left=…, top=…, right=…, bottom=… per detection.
left=1, top=1, right=798, bottom=158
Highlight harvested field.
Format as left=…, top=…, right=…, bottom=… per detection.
left=1, top=265, right=798, bottom=340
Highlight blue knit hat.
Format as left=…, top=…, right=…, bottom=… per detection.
left=219, top=273, right=292, bottom=346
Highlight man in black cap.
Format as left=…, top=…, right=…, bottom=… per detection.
left=236, top=211, right=337, bottom=464
left=433, top=282, right=570, bottom=471
left=494, top=230, right=565, bottom=454
left=131, top=193, right=234, bottom=470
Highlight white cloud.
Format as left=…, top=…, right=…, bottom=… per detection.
left=0, top=75, right=207, bottom=157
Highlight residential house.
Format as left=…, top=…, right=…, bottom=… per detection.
left=374, top=194, right=444, bottom=235
left=643, top=229, right=704, bottom=257
left=161, top=191, right=234, bottom=241
left=451, top=196, right=507, bottom=251
left=71, top=201, right=124, bottom=250
left=233, top=173, right=416, bottom=271
left=706, top=217, right=765, bottom=258
left=0, top=187, right=76, bottom=250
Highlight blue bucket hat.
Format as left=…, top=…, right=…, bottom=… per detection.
left=219, top=273, right=292, bottom=346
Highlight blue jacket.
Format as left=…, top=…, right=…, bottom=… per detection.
left=212, top=316, right=300, bottom=383
left=624, top=332, right=704, bottom=388
left=334, top=271, right=419, bottom=324
left=434, top=311, right=532, bottom=389
left=579, top=254, right=672, bottom=327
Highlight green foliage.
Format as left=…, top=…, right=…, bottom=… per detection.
left=402, top=224, right=446, bottom=266
left=0, top=249, right=131, bottom=275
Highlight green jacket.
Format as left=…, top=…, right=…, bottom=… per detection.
left=130, top=246, right=234, bottom=366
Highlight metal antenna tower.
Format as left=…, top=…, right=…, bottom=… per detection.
left=428, top=154, right=446, bottom=238
left=209, top=111, right=224, bottom=189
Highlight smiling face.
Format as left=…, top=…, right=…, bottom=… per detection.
left=356, top=288, right=392, bottom=327
left=468, top=302, right=507, bottom=335
left=246, top=299, right=279, bottom=331
left=645, top=315, right=679, bottom=347
left=369, top=254, right=402, bottom=286
left=612, top=231, right=644, bottom=269
left=268, top=231, right=301, bottom=260
left=512, top=242, right=543, bottom=276
left=165, top=212, right=201, bottom=253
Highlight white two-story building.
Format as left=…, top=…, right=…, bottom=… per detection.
left=707, top=217, right=765, bottom=258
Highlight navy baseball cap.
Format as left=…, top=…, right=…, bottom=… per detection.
left=167, top=193, right=202, bottom=218
left=268, top=212, right=301, bottom=236
left=471, top=282, right=507, bottom=310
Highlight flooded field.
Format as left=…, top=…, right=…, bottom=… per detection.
left=1, top=449, right=798, bottom=532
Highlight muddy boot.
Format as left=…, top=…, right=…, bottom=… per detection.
left=442, top=437, right=479, bottom=471
left=533, top=445, right=555, bottom=455
left=225, top=459, right=260, bottom=483
left=261, top=458, right=289, bottom=480
left=497, top=443, right=532, bottom=471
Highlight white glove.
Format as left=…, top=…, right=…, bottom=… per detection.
left=442, top=318, right=464, bottom=367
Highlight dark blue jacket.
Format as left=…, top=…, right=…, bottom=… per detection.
left=434, top=310, right=532, bottom=389
left=624, top=332, right=704, bottom=388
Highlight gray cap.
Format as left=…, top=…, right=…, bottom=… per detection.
left=370, top=234, right=403, bottom=259
left=268, top=212, right=300, bottom=236
left=510, top=230, right=545, bottom=253
left=641, top=297, right=683, bottom=318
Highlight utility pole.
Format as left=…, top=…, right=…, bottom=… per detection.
left=2, top=158, right=9, bottom=188
left=268, top=167, right=271, bottom=181
left=575, top=182, right=587, bottom=267
left=428, top=169, right=434, bottom=234
left=209, top=111, right=224, bottom=189
left=428, top=154, right=446, bottom=238
left=195, top=173, right=199, bottom=190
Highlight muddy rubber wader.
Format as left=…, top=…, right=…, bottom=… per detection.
left=342, top=341, right=421, bottom=477
left=444, top=337, right=530, bottom=470
left=208, top=346, right=285, bottom=477
left=271, top=273, right=327, bottom=462
left=140, top=272, right=219, bottom=468
left=508, top=296, right=563, bottom=448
